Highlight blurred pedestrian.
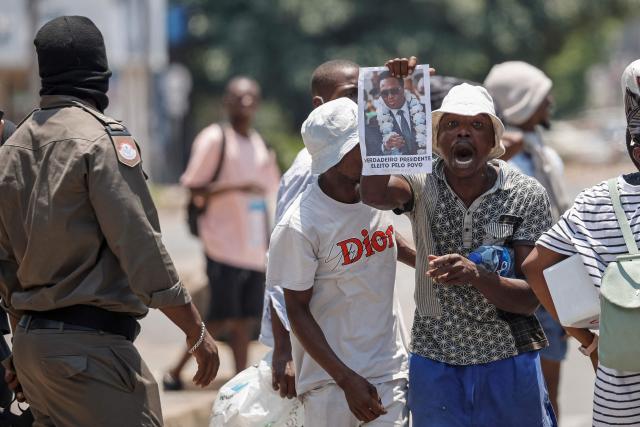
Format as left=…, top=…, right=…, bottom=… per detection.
left=523, top=58, right=640, bottom=427
left=362, top=58, right=556, bottom=426
left=0, top=16, right=219, bottom=426
left=165, top=76, right=280, bottom=389
left=269, top=98, right=409, bottom=426
left=485, top=61, right=570, bottom=417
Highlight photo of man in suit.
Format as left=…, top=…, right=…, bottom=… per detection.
left=364, top=71, right=427, bottom=156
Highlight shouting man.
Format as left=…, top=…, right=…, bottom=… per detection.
left=361, top=62, right=557, bottom=426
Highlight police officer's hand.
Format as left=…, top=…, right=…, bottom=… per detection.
left=3, top=366, right=25, bottom=403
left=338, top=372, right=386, bottom=422
left=189, top=331, right=220, bottom=387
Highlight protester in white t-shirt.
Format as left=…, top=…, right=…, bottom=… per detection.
left=267, top=98, right=408, bottom=426
left=260, top=59, right=416, bottom=402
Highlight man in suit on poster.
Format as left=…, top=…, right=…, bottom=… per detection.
left=366, top=71, right=422, bottom=156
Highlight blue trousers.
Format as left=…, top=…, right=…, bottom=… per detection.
left=408, top=352, right=557, bottom=427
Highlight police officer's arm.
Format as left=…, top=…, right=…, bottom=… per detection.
left=87, top=137, right=189, bottom=308
left=0, top=220, right=21, bottom=324
left=86, top=136, right=219, bottom=385
left=0, top=223, right=27, bottom=401
left=160, top=303, right=220, bottom=385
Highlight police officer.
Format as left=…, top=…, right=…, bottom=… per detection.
left=0, top=16, right=219, bottom=426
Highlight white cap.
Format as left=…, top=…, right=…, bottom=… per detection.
left=432, top=83, right=505, bottom=159
left=622, top=59, right=640, bottom=97
left=622, top=59, right=640, bottom=116
left=484, top=61, right=552, bottom=126
left=301, top=98, right=359, bottom=174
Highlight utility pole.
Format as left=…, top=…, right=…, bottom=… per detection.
left=26, top=0, right=39, bottom=108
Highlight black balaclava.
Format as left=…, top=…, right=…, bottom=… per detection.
left=34, top=16, right=112, bottom=112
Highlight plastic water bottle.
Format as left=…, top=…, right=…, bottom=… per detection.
left=468, top=246, right=514, bottom=277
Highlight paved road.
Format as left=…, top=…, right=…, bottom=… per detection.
left=147, top=159, right=635, bottom=426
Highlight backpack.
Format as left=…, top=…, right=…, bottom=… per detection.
left=186, top=125, right=226, bottom=236
left=599, top=178, right=640, bottom=371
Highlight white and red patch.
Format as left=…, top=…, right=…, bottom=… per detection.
left=113, top=135, right=140, bottom=167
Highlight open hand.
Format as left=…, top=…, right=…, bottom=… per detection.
left=428, top=254, right=481, bottom=285
left=339, top=372, right=386, bottom=422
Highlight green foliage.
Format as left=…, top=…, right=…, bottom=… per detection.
left=171, top=0, right=637, bottom=168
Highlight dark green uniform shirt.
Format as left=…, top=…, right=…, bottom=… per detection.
left=0, top=95, right=191, bottom=318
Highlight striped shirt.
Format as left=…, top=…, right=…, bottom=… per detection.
left=537, top=174, right=640, bottom=426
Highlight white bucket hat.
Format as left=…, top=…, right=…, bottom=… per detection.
left=432, top=83, right=505, bottom=159
left=301, top=97, right=359, bottom=174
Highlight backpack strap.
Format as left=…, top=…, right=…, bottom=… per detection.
left=608, top=178, right=639, bottom=254
left=210, top=124, right=226, bottom=183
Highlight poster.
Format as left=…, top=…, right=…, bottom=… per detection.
left=359, top=64, right=432, bottom=175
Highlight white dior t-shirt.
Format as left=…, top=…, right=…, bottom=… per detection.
left=266, top=181, right=408, bottom=395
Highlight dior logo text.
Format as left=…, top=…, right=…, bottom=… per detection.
left=337, top=225, right=395, bottom=266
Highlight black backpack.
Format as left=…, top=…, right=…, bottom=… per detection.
left=186, top=125, right=226, bottom=236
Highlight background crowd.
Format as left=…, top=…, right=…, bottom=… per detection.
left=2, top=1, right=640, bottom=426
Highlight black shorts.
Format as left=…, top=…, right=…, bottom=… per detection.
left=206, top=256, right=265, bottom=321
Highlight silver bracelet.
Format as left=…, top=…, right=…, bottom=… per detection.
left=188, top=322, right=206, bottom=354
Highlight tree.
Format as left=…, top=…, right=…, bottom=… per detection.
left=170, top=0, right=638, bottom=168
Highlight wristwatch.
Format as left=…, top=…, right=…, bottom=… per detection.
left=579, top=334, right=599, bottom=356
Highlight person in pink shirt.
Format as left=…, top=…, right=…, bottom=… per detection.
left=165, top=77, right=280, bottom=390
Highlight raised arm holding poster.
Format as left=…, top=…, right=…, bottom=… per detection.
left=359, top=64, right=432, bottom=175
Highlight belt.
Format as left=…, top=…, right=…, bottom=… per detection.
left=21, top=305, right=140, bottom=342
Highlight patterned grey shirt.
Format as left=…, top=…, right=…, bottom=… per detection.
left=401, top=158, right=551, bottom=365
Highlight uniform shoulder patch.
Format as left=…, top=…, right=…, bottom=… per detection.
left=107, top=127, right=141, bottom=167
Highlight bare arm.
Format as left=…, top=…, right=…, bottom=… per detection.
left=360, top=175, right=413, bottom=211
left=428, top=245, right=540, bottom=315
left=270, top=299, right=296, bottom=398
left=160, top=303, right=220, bottom=386
left=498, top=131, right=525, bottom=161
left=284, top=288, right=386, bottom=422
left=522, top=245, right=598, bottom=370
left=395, top=231, right=416, bottom=268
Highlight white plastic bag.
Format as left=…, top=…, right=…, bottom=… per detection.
left=210, top=354, right=304, bottom=427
